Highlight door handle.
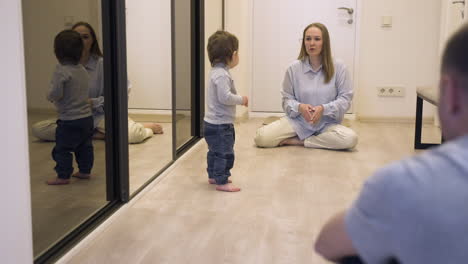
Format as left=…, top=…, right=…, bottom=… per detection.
left=338, top=7, right=354, bottom=15
left=452, top=1, right=465, bottom=19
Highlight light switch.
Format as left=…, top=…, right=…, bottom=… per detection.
left=381, top=16, right=392, bottom=28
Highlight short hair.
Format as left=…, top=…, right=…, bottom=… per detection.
left=298, top=23, right=334, bottom=83
left=207, top=30, right=239, bottom=66
left=441, top=23, right=468, bottom=93
left=54, top=30, right=83, bottom=65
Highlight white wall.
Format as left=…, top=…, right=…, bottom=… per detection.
left=225, top=0, right=252, bottom=118
left=439, top=0, right=466, bottom=52
left=1, top=0, right=34, bottom=262
left=22, top=0, right=100, bottom=110
left=205, top=0, right=224, bottom=114
left=226, top=0, right=442, bottom=120
left=356, top=0, right=441, bottom=119
left=126, top=0, right=172, bottom=110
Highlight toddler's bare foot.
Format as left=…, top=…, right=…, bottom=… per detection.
left=72, top=172, right=91, bottom=179
left=208, top=179, right=232, bottom=184
left=144, top=123, right=163, bottom=134
left=46, top=178, right=70, bottom=185
left=215, top=183, right=241, bottom=192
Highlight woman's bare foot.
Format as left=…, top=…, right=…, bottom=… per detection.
left=92, top=131, right=105, bottom=140
left=279, top=136, right=304, bottom=146
left=72, top=172, right=91, bottom=179
left=143, top=123, right=163, bottom=134
left=208, top=179, right=232, bottom=184
left=216, top=183, right=241, bottom=192
left=46, top=178, right=70, bottom=185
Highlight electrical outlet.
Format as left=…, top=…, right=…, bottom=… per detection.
left=377, top=86, right=405, bottom=97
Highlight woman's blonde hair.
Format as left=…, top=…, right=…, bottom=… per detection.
left=297, top=23, right=334, bottom=83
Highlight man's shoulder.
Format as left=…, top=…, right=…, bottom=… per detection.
left=373, top=136, right=468, bottom=193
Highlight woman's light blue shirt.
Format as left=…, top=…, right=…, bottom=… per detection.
left=84, top=55, right=104, bottom=128
left=281, top=59, right=353, bottom=140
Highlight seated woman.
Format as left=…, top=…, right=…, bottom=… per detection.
left=31, top=21, right=163, bottom=144
left=254, top=23, right=357, bottom=150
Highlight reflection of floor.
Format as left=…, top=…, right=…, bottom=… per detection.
left=28, top=113, right=173, bottom=256
left=63, top=119, right=441, bottom=264
left=175, top=113, right=192, bottom=148
left=129, top=123, right=172, bottom=194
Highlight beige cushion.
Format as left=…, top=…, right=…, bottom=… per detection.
left=416, top=86, right=439, bottom=105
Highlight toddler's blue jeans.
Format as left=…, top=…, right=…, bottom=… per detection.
left=203, top=121, right=235, bottom=185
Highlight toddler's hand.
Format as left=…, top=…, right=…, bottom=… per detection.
left=242, top=96, right=249, bottom=107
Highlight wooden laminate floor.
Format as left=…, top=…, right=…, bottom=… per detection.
left=58, top=118, right=441, bottom=264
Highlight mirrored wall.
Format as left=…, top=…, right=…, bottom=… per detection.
left=22, top=0, right=206, bottom=260
left=126, top=0, right=173, bottom=195
left=174, top=0, right=195, bottom=149
left=22, top=0, right=108, bottom=257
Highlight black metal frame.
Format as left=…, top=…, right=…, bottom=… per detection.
left=414, top=96, right=442, bottom=149
left=222, top=0, right=225, bottom=30
left=172, top=0, right=204, bottom=159
left=102, top=0, right=130, bottom=202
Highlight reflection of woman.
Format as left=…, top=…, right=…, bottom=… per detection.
left=254, top=23, right=357, bottom=149
left=32, top=21, right=163, bottom=144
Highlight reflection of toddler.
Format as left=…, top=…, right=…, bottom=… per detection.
left=203, top=31, right=248, bottom=192
left=46, top=30, right=94, bottom=185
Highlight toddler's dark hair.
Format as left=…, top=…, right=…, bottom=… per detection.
left=54, top=30, right=83, bottom=65
left=207, top=30, right=238, bottom=66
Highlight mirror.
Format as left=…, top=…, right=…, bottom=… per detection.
left=174, top=0, right=194, bottom=149
left=126, top=0, right=173, bottom=194
left=22, top=0, right=108, bottom=256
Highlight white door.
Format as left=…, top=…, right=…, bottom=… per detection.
left=251, top=0, right=357, bottom=113
left=441, top=0, right=466, bottom=42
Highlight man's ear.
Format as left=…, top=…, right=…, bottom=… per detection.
left=442, top=74, right=462, bottom=115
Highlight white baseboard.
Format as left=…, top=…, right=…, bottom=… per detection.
left=235, top=110, right=250, bottom=123
left=344, top=113, right=357, bottom=120
left=248, top=112, right=284, bottom=118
